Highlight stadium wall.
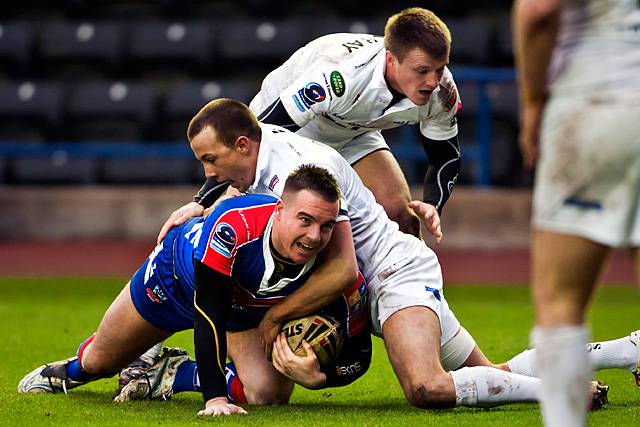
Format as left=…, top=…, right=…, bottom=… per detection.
left=0, top=185, right=531, bottom=248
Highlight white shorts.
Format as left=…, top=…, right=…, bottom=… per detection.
left=335, top=131, right=389, bottom=165
left=534, top=96, right=640, bottom=247
left=367, top=236, right=463, bottom=347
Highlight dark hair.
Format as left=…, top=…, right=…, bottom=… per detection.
left=187, top=98, right=262, bottom=147
left=384, top=7, right=451, bottom=62
left=282, top=164, right=341, bottom=203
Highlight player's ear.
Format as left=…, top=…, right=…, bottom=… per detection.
left=274, top=199, right=285, bottom=220
left=235, top=136, right=250, bottom=154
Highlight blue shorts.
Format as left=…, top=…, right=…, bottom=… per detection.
left=130, top=230, right=195, bottom=332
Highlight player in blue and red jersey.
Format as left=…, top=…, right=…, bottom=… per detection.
left=18, top=165, right=371, bottom=417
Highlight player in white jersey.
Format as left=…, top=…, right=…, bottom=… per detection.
left=181, top=99, right=622, bottom=413
left=514, top=0, right=640, bottom=425
left=158, top=7, right=461, bottom=242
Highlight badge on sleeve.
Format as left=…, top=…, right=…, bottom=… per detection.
left=298, top=82, right=326, bottom=108
left=210, top=222, right=237, bottom=257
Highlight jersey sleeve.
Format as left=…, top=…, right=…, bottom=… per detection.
left=279, top=65, right=349, bottom=128
left=419, top=67, right=461, bottom=141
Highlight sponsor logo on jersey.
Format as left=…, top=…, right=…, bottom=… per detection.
left=292, top=94, right=306, bottom=112
left=268, top=174, right=279, bottom=191
left=440, top=86, right=458, bottom=112
left=210, top=222, right=237, bottom=257
left=329, top=71, right=345, bottom=97
left=297, top=82, right=326, bottom=108
left=336, top=362, right=362, bottom=376
left=145, top=285, right=167, bottom=304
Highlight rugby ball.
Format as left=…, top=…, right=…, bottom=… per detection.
left=280, top=314, right=343, bottom=367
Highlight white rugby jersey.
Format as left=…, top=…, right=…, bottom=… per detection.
left=246, top=123, right=418, bottom=281
left=548, top=0, right=640, bottom=98
left=249, top=33, right=460, bottom=150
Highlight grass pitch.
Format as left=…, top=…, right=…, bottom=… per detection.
left=0, top=278, right=638, bottom=426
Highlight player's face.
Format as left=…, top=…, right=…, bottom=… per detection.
left=386, top=47, right=448, bottom=106
left=190, top=125, right=256, bottom=192
left=272, top=189, right=339, bottom=264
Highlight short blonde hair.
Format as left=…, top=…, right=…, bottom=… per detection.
left=384, top=8, right=451, bottom=62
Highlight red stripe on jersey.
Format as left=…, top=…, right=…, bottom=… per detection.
left=344, top=272, right=368, bottom=337
left=201, top=203, right=276, bottom=276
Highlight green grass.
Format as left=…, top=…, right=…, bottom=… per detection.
left=0, top=278, right=638, bottom=426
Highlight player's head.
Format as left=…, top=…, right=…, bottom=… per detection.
left=272, top=164, right=341, bottom=264
left=187, top=98, right=261, bottom=192
left=383, top=7, right=451, bottom=106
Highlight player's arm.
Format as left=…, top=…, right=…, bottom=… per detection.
left=271, top=327, right=372, bottom=389
left=193, top=260, right=246, bottom=416
left=265, top=67, right=342, bottom=131
left=258, top=220, right=359, bottom=358
left=156, top=179, right=231, bottom=244
left=513, top=0, right=560, bottom=168
left=257, top=98, right=301, bottom=131
left=420, top=135, right=461, bottom=215
left=407, top=134, right=460, bottom=245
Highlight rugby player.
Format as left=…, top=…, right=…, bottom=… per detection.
left=18, top=164, right=372, bottom=417
left=158, top=7, right=461, bottom=242
left=129, top=100, right=631, bottom=412
left=514, top=0, right=640, bottom=425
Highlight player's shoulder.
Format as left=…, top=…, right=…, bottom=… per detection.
left=201, top=194, right=277, bottom=258
left=433, top=66, right=460, bottom=114
left=207, top=194, right=277, bottom=227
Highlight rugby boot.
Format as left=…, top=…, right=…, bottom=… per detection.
left=18, top=357, right=87, bottom=394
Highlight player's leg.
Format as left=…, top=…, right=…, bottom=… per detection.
left=351, top=150, right=420, bottom=237
left=226, top=328, right=294, bottom=405
left=81, top=282, right=174, bottom=375
left=382, top=306, right=540, bottom=409
left=506, top=331, right=640, bottom=378
left=18, top=281, right=174, bottom=394
left=530, top=230, right=609, bottom=427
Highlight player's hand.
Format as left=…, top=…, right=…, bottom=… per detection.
left=197, top=396, right=247, bottom=416
left=408, top=201, right=443, bottom=245
left=272, top=334, right=326, bottom=389
left=157, top=202, right=204, bottom=244
left=518, top=100, right=545, bottom=169
left=258, top=311, right=282, bottom=360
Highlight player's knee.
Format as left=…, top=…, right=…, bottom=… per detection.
left=403, top=377, right=453, bottom=409
left=244, top=388, right=291, bottom=405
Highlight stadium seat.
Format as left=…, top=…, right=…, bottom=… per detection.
left=159, top=80, right=256, bottom=141
left=309, top=18, right=386, bottom=38
left=38, top=21, right=124, bottom=79
left=101, top=156, right=194, bottom=184
left=127, top=21, right=214, bottom=77
left=447, top=18, right=492, bottom=66
left=0, top=21, right=34, bottom=72
left=0, top=81, right=63, bottom=141
left=65, top=80, right=155, bottom=142
left=218, top=19, right=310, bottom=61
left=12, top=155, right=98, bottom=184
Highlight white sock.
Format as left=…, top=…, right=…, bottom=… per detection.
left=509, top=333, right=638, bottom=377
left=531, top=325, right=591, bottom=427
left=588, top=335, right=638, bottom=371
left=507, top=349, right=536, bottom=377
left=450, top=366, right=539, bottom=408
